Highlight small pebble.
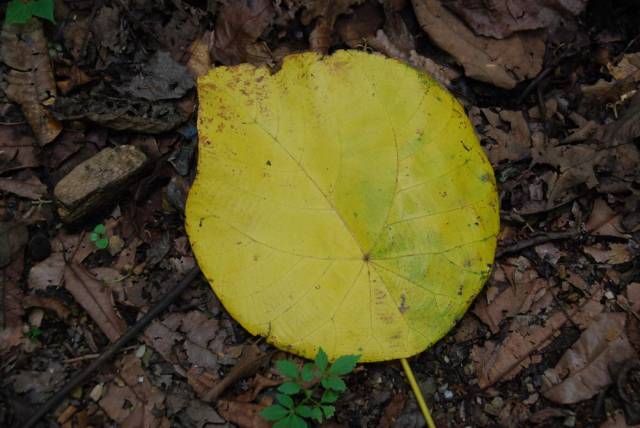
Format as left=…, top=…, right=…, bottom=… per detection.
left=564, top=415, right=576, bottom=427
left=443, top=390, right=454, bottom=399
left=135, top=345, right=146, bottom=358
left=605, top=290, right=615, bottom=300
left=90, top=383, right=104, bottom=401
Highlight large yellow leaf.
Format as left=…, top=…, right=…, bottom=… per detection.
left=187, top=50, right=499, bottom=362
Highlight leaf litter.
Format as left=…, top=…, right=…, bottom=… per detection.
left=2, top=0, right=640, bottom=427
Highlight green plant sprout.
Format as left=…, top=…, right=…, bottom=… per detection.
left=89, top=224, right=109, bottom=250
left=5, top=0, right=55, bottom=25
left=260, top=348, right=360, bottom=428
left=27, top=326, right=43, bottom=342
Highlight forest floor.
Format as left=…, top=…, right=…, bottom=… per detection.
left=1, top=0, right=640, bottom=427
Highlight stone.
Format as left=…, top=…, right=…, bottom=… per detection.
left=54, top=146, right=147, bottom=223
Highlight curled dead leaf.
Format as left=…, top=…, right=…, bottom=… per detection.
left=411, top=0, right=544, bottom=89
left=0, top=19, right=61, bottom=145
left=302, top=0, right=365, bottom=53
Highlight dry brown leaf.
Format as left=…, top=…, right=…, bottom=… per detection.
left=99, top=354, right=170, bottom=428
left=0, top=174, right=47, bottom=200
left=542, top=313, right=638, bottom=404
left=212, top=0, right=275, bottom=66
left=0, top=223, right=28, bottom=358
left=628, top=283, right=640, bottom=312
left=586, top=199, right=630, bottom=239
left=350, top=1, right=459, bottom=87
left=143, top=310, right=229, bottom=376
left=217, top=400, right=270, bottom=428
left=235, top=374, right=282, bottom=403
left=336, top=1, right=384, bottom=47
left=28, top=232, right=95, bottom=290
left=187, top=31, right=215, bottom=77
left=411, top=0, right=544, bottom=89
left=473, top=258, right=551, bottom=334
left=472, top=286, right=605, bottom=388
left=534, top=243, right=566, bottom=264
left=472, top=310, right=569, bottom=388
left=582, top=53, right=640, bottom=105
left=599, top=410, right=640, bottom=428
left=584, top=243, right=632, bottom=265
left=444, top=0, right=587, bottom=39
left=202, top=343, right=271, bottom=402
left=63, top=263, right=126, bottom=342
left=377, top=392, right=407, bottom=428
left=0, top=20, right=61, bottom=145
left=23, top=295, right=70, bottom=320
left=0, top=124, right=40, bottom=174
left=0, top=222, right=28, bottom=268
left=187, top=366, right=220, bottom=399
left=1, top=256, right=25, bottom=359
left=482, top=109, right=532, bottom=163
left=602, top=92, right=640, bottom=147
left=532, top=140, right=600, bottom=206
left=302, top=0, right=364, bottom=53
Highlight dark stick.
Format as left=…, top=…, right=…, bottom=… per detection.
left=496, top=230, right=579, bottom=258
left=23, top=267, right=201, bottom=428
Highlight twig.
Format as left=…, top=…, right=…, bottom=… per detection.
left=496, top=230, right=579, bottom=258
left=516, top=67, right=554, bottom=104
left=23, top=267, right=201, bottom=428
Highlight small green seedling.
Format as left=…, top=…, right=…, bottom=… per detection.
left=27, top=327, right=43, bottom=342
left=260, top=348, right=360, bottom=428
left=89, top=224, right=109, bottom=250
left=5, top=0, right=55, bottom=25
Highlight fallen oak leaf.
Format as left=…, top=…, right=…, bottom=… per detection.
left=63, top=262, right=127, bottom=342
left=542, top=312, right=638, bottom=404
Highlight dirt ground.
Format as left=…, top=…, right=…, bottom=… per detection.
left=1, top=0, right=640, bottom=427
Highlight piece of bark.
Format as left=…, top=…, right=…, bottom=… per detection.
left=54, top=146, right=147, bottom=223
